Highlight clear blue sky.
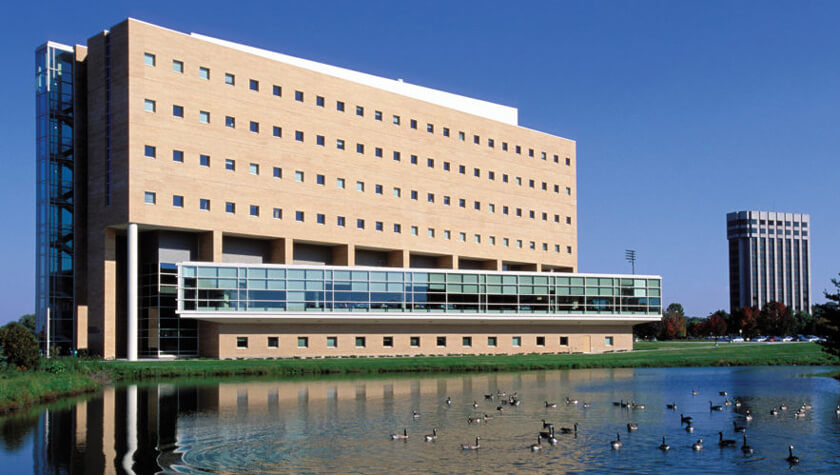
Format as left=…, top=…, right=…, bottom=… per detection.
left=2, top=0, right=838, bottom=324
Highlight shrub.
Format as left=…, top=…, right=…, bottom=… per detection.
left=0, top=322, right=40, bottom=370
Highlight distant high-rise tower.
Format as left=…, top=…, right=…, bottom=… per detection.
left=726, top=211, right=811, bottom=315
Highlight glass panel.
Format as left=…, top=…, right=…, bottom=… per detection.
left=197, top=267, right=217, bottom=277
left=182, top=266, right=196, bottom=278
left=218, top=267, right=238, bottom=278
left=648, top=279, right=660, bottom=288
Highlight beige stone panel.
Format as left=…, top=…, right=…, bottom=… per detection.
left=75, top=305, right=88, bottom=350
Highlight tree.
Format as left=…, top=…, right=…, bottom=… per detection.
left=633, top=321, right=662, bottom=340
left=730, top=307, right=759, bottom=338
left=661, top=303, right=687, bottom=339
left=0, top=322, right=40, bottom=370
left=707, top=313, right=728, bottom=336
left=758, top=301, right=796, bottom=336
left=17, top=314, right=35, bottom=334
left=818, top=274, right=840, bottom=357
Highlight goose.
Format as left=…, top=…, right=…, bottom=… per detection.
left=583, top=402, right=592, bottom=408
left=835, top=405, right=840, bottom=416
left=511, top=399, right=521, bottom=407
left=539, top=428, right=553, bottom=439
left=497, top=391, right=507, bottom=398
left=733, top=421, right=746, bottom=433
left=461, top=436, right=481, bottom=450
left=484, top=394, right=494, bottom=401
left=496, top=405, right=504, bottom=412
left=445, top=396, right=452, bottom=406
left=632, top=402, right=646, bottom=410
left=560, top=423, right=578, bottom=435
left=482, top=413, right=493, bottom=421
left=548, top=428, right=559, bottom=445
left=709, top=401, right=724, bottom=411
left=627, top=423, right=638, bottom=432
left=685, top=424, right=695, bottom=433
left=412, top=410, right=421, bottom=419
left=680, top=414, right=693, bottom=425
left=566, top=397, right=579, bottom=405
left=735, top=399, right=742, bottom=408
left=467, top=416, right=483, bottom=424
left=786, top=445, right=799, bottom=464
left=473, top=401, right=479, bottom=409
left=541, top=419, right=554, bottom=430
left=424, top=428, right=438, bottom=442
left=666, top=402, right=677, bottom=410
left=801, top=403, right=812, bottom=410
left=744, top=410, right=754, bottom=421
left=691, top=389, right=699, bottom=396
left=779, top=403, right=788, bottom=411
left=620, top=400, right=631, bottom=408
left=390, top=428, right=408, bottom=440
left=718, top=432, right=736, bottom=448
left=613, top=401, right=623, bottom=407
left=770, top=407, right=779, bottom=416
left=529, top=436, right=542, bottom=452
left=719, top=391, right=728, bottom=396
left=610, top=433, right=622, bottom=450
left=692, top=439, right=704, bottom=451
left=741, top=435, right=753, bottom=455
left=659, top=436, right=671, bottom=451
left=794, top=409, right=806, bottom=418
left=724, top=399, right=733, bottom=407
left=545, top=401, right=558, bottom=408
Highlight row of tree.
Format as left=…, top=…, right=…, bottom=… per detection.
left=634, top=275, right=840, bottom=349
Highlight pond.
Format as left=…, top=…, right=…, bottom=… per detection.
left=2, top=366, right=839, bottom=473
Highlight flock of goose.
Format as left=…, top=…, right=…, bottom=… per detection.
left=388, top=388, right=840, bottom=466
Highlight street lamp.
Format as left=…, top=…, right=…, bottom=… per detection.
left=625, top=249, right=637, bottom=275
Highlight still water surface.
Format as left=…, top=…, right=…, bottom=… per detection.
left=2, top=366, right=839, bottom=473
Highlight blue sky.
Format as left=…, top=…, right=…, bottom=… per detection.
left=1, top=0, right=838, bottom=324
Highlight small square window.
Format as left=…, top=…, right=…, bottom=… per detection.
left=393, top=187, right=401, bottom=197
left=337, top=139, right=345, bottom=150
left=295, top=171, right=304, bottom=182
left=566, top=187, right=572, bottom=195
left=249, top=163, right=259, bottom=175
left=503, top=206, right=509, bottom=215
left=443, top=127, right=450, bottom=137
left=489, top=236, right=496, bottom=245
left=273, top=85, right=282, bottom=96
left=554, top=184, right=560, bottom=193
left=536, top=336, right=546, bottom=346
left=144, top=191, right=156, bottom=204
left=316, top=96, right=324, bottom=107
left=566, top=157, right=572, bottom=166
left=336, top=178, right=345, bottom=188
left=375, top=184, right=383, bottom=194
left=295, top=131, right=304, bottom=142
left=225, top=202, right=235, bottom=214
left=393, top=115, right=400, bottom=125
left=273, top=126, right=282, bottom=137
left=474, top=234, right=481, bottom=243
left=393, top=223, right=401, bottom=233
left=459, top=199, right=465, bottom=208
left=249, top=205, right=259, bottom=217
left=555, top=244, right=561, bottom=253
left=172, top=105, right=184, bottom=117
left=144, top=53, right=155, bottom=66
left=427, top=158, right=434, bottom=168
left=605, top=336, right=614, bottom=347
left=225, top=116, right=235, bottom=128
left=502, top=142, right=508, bottom=151
left=541, top=151, right=547, bottom=160
left=356, top=105, right=364, bottom=116
left=172, top=195, right=183, bottom=208
left=459, top=165, right=466, bottom=174
left=356, top=143, right=364, bottom=154
left=410, top=155, right=418, bottom=165
left=488, top=138, right=495, bottom=148
left=516, top=208, right=522, bottom=217
left=566, top=216, right=572, bottom=225
left=489, top=204, right=495, bottom=213
left=443, top=162, right=450, bottom=171
left=236, top=337, right=248, bottom=349
left=503, top=174, right=509, bottom=183
left=317, top=213, right=326, bottom=224
left=410, top=336, right=420, bottom=347
left=267, top=337, right=278, bottom=348
left=427, top=193, right=435, bottom=203
left=172, top=150, right=183, bottom=162
left=375, top=147, right=383, bottom=157
left=529, top=179, right=535, bottom=188
left=474, top=201, right=481, bottom=211
left=529, top=210, right=535, bottom=219
left=560, top=336, right=569, bottom=346
left=436, top=336, right=446, bottom=347
left=515, top=145, right=522, bottom=154
left=336, top=101, right=345, bottom=111
left=529, top=148, right=535, bottom=157
left=488, top=171, right=495, bottom=180
left=459, top=232, right=466, bottom=242
left=474, top=168, right=480, bottom=178
left=512, top=336, right=521, bottom=347
left=443, top=196, right=450, bottom=206
left=250, top=121, right=259, bottom=133
left=327, top=336, right=338, bottom=348
left=473, top=135, right=480, bottom=144
left=375, top=221, right=383, bottom=231
left=428, top=228, right=435, bottom=238
left=200, top=199, right=210, bottom=211
left=458, top=131, right=465, bottom=141
left=273, top=208, right=282, bottom=219
left=462, top=336, right=472, bottom=347
left=411, top=190, right=418, bottom=200
left=316, top=135, right=325, bottom=146
left=199, top=111, right=210, bottom=123
left=225, top=159, right=235, bottom=171
left=199, top=67, right=210, bottom=80
left=316, top=174, right=325, bottom=185
left=529, top=241, right=536, bottom=250
left=224, top=73, right=235, bottom=86
left=295, top=90, right=304, bottom=102
left=356, top=219, right=365, bottom=229
left=249, top=79, right=259, bottom=91
left=567, top=246, right=573, bottom=254
left=383, top=336, right=394, bottom=347
left=410, top=119, right=417, bottom=129
left=542, top=242, right=548, bottom=251
left=516, top=177, right=522, bottom=186
left=410, top=226, right=418, bottom=236
left=295, top=211, right=305, bottom=222
left=503, top=238, right=509, bottom=247
left=375, top=110, right=382, bottom=121
left=273, top=167, right=282, bottom=178
left=444, top=230, right=451, bottom=240
left=337, top=216, right=346, bottom=226
left=144, top=99, right=156, bottom=112
left=298, top=337, right=309, bottom=348
left=427, top=123, right=434, bottom=133
left=144, top=145, right=156, bottom=158
left=356, top=181, right=364, bottom=192
left=487, top=336, right=497, bottom=347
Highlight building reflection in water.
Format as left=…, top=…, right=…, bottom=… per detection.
left=27, top=368, right=636, bottom=473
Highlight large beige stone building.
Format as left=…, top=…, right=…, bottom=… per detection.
left=36, top=19, right=661, bottom=360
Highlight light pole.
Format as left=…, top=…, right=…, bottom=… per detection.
left=625, top=249, right=637, bottom=275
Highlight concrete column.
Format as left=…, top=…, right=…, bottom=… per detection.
left=332, top=244, right=355, bottom=266
left=387, top=250, right=409, bottom=268
left=270, top=238, right=293, bottom=264
left=127, top=223, right=138, bottom=361
left=199, top=230, right=223, bottom=262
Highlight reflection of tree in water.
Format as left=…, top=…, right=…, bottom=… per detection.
left=0, top=413, right=38, bottom=451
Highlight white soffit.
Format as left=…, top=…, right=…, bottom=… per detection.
left=190, top=32, right=519, bottom=125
